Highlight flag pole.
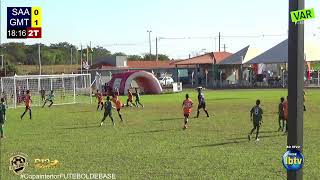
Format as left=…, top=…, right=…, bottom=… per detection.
left=80, top=44, right=83, bottom=74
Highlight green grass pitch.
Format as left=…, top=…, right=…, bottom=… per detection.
left=1, top=89, right=319, bottom=179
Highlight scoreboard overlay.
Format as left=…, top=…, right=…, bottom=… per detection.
left=7, top=7, right=42, bottom=39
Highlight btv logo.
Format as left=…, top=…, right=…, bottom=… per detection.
left=282, top=148, right=304, bottom=171
left=285, top=156, right=302, bottom=165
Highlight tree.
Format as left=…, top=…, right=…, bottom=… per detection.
left=0, top=42, right=171, bottom=69
left=127, top=55, right=143, bottom=60
left=112, top=52, right=126, bottom=57
left=143, top=54, right=170, bottom=61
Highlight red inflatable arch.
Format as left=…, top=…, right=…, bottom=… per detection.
left=107, top=71, right=162, bottom=95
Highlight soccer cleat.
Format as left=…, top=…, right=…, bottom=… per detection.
left=247, top=134, right=251, bottom=141
left=113, top=122, right=115, bottom=126
left=100, top=122, right=103, bottom=127
left=255, top=138, right=260, bottom=141
left=277, top=127, right=282, bottom=132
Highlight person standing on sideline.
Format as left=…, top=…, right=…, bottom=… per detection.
left=278, top=97, right=285, bottom=131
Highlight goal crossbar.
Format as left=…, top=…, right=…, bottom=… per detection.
left=0, top=73, right=92, bottom=108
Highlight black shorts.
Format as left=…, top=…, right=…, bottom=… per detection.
left=198, top=102, right=206, bottom=109
left=279, top=115, right=285, bottom=120
left=184, top=113, right=190, bottom=118
left=104, top=111, right=112, bottom=117
left=253, top=120, right=261, bottom=128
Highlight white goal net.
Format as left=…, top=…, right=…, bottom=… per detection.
left=0, top=74, right=92, bottom=108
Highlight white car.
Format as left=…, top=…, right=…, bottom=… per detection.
left=158, top=77, right=174, bottom=86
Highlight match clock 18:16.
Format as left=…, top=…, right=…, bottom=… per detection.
left=7, top=28, right=42, bottom=39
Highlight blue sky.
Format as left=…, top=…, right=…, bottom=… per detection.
left=1, top=0, right=319, bottom=59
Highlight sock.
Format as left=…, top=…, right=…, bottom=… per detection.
left=29, top=110, right=32, bottom=119
left=205, top=110, right=209, bottom=117
left=256, top=126, right=260, bottom=139
left=110, top=116, right=114, bottom=123
left=196, top=111, right=200, bottom=118
left=184, top=118, right=188, bottom=125
left=0, top=125, right=3, bottom=137
left=249, top=127, right=256, bottom=135
left=101, top=116, right=106, bottom=123
left=21, top=111, right=26, bottom=118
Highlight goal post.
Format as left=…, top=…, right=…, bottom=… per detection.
left=0, top=74, right=92, bottom=109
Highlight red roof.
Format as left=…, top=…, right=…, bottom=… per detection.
left=128, top=61, right=175, bottom=69
left=93, top=60, right=176, bottom=70
left=175, top=52, right=232, bottom=65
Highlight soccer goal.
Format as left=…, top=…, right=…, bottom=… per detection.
left=0, top=74, right=92, bottom=108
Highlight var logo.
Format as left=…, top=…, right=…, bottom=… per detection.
left=282, top=149, right=304, bottom=171
left=291, top=8, right=315, bottom=24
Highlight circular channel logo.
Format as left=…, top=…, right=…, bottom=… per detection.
left=282, top=148, right=304, bottom=171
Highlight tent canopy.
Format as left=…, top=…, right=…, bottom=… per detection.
left=246, top=39, right=288, bottom=64
left=218, top=45, right=249, bottom=65
left=305, top=40, right=320, bottom=62
left=242, top=47, right=263, bottom=63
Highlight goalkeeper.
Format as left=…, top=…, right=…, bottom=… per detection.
left=42, top=90, right=55, bottom=108
left=0, top=98, right=6, bottom=139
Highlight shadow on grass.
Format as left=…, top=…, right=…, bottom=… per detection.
left=58, top=125, right=99, bottom=130
left=156, top=117, right=182, bottom=121
left=259, top=134, right=285, bottom=138
left=227, top=133, right=285, bottom=141
left=259, top=130, right=279, bottom=134
left=192, top=140, right=248, bottom=148
left=67, top=110, right=96, bottom=113
left=212, top=97, right=247, bottom=101
left=194, top=134, right=285, bottom=148
left=128, top=129, right=175, bottom=135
